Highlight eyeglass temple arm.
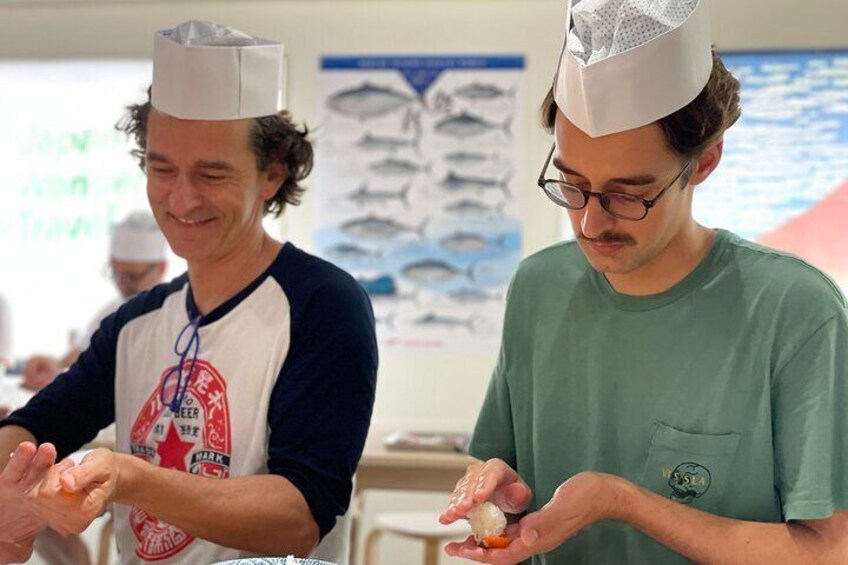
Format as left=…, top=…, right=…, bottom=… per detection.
left=537, top=144, right=557, bottom=187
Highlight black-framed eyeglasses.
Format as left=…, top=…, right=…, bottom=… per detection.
left=536, top=144, right=693, bottom=221
left=101, top=263, right=159, bottom=284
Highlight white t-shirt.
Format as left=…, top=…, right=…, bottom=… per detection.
left=5, top=243, right=377, bottom=565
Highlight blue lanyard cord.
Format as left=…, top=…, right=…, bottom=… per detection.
left=159, top=315, right=202, bottom=412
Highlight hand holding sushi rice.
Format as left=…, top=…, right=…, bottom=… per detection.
left=439, top=459, right=530, bottom=554
left=440, top=458, right=620, bottom=563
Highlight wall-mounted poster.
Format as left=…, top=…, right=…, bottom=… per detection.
left=315, top=55, right=525, bottom=351
left=695, top=51, right=848, bottom=290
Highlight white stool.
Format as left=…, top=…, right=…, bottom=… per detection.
left=364, top=511, right=471, bottom=565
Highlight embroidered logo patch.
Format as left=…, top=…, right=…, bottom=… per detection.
left=664, top=462, right=712, bottom=504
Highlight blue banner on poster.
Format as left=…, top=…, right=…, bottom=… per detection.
left=321, top=55, right=525, bottom=97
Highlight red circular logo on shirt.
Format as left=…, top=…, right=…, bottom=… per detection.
left=128, top=359, right=232, bottom=561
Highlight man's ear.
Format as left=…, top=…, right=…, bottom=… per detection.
left=688, top=137, right=724, bottom=187
left=261, top=162, right=287, bottom=198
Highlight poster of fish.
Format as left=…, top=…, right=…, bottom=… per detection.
left=314, top=56, right=525, bottom=351
left=693, top=51, right=848, bottom=291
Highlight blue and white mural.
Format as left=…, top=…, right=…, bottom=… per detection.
left=696, top=51, right=848, bottom=287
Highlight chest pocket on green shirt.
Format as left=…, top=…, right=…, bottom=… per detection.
left=640, top=422, right=741, bottom=512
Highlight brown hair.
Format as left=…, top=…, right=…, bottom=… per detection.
left=541, top=50, right=741, bottom=160
left=116, top=88, right=313, bottom=218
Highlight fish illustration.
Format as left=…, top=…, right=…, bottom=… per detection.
left=443, top=198, right=506, bottom=216
left=356, top=131, right=421, bottom=153
left=401, top=259, right=473, bottom=283
left=402, top=108, right=423, bottom=133
left=413, top=312, right=478, bottom=332
left=368, top=157, right=430, bottom=177
left=323, top=242, right=382, bottom=262
left=453, top=83, right=516, bottom=101
left=434, top=111, right=511, bottom=139
left=439, top=230, right=489, bottom=253
left=341, top=214, right=427, bottom=240
left=375, top=311, right=397, bottom=330
left=439, top=170, right=512, bottom=197
left=327, top=82, right=414, bottom=120
left=346, top=182, right=411, bottom=208
left=448, top=287, right=499, bottom=304
left=442, top=151, right=499, bottom=165
left=370, top=290, right=418, bottom=305
left=357, top=274, right=397, bottom=296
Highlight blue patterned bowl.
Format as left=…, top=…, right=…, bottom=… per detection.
left=213, top=557, right=336, bottom=565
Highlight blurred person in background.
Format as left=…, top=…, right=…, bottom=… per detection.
left=0, top=292, right=10, bottom=371
left=22, top=211, right=167, bottom=391
left=0, top=292, right=11, bottom=419
left=18, top=211, right=166, bottom=565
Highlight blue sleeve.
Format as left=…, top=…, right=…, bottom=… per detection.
left=0, top=310, right=118, bottom=459
left=267, top=263, right=378, bottom=539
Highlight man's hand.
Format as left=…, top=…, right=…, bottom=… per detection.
left=21, top=356, right=61, bottom=391
left=440, top=458, right=533, bottom=527
left=1, top=443, right=117, bottom=543
left=0, top=538, right=36, bottom=565
left=27, top=449, right=119, bottom=537
left=0, top=442, right=56, bottom=563
left=445, top=472, right=626, bottom=564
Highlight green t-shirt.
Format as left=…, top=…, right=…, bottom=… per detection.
left=470, top=229, right=848, bottom=564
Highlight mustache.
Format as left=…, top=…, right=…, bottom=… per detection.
left=577, top=231, right=635, bottom=245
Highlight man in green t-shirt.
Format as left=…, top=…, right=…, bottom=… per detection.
left=439, top=1, right=848, bottom=563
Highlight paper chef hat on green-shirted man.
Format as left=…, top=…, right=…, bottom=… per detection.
left=552, top=0, right=713, bottom=137
left=151, top=20, right=286, bottom=120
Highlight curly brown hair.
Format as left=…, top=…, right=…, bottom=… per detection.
left=116, top=89, right=313, bottom=218
left=541, top=49, right=741, bottom=160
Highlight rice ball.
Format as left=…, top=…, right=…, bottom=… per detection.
left=466, top=501, right=507, bottom=543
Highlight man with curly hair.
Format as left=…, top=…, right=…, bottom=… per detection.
left=0, top=20, right=377, bottom=565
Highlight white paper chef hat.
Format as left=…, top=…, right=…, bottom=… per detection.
left=553, top=0, right=712, bottom=137
left=110, top=211, right=167, bottom=263
left=151, top=20, right=286, bottom=120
